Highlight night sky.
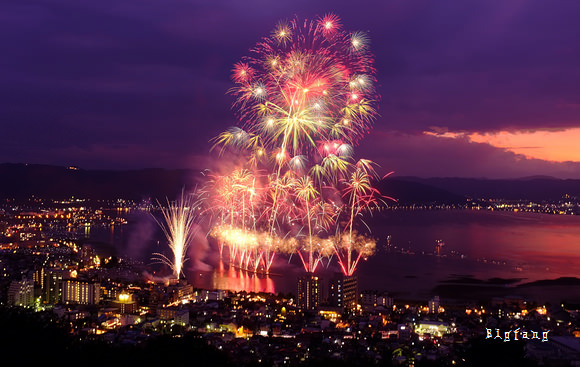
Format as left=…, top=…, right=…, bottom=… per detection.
left=2, top=0, right=579, bottom=178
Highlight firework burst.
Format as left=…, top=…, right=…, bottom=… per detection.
left=209, top=14, right=391, bottom=276
left=223, top=15, right=378, bottom=158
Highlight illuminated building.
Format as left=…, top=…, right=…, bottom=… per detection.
left=343, top=275, right=358, bottom=312
left=328, top=273, right=358, bottom=312
left=147, top=285, right=163, bottom=312
left=414, top=320, right=452, bottom=337
left=42, top=268, right=69, bottom=304
left=33, top=267, right=45, bottom=290
left=200, top=289, right=226, bottom=302
left=7, top=277, right=35, bottom=307
left=429, top=296, right=440, bottom=314
left=318, top=309, right=341, bottom=323
left=100, top=284, right=119, bottom=301
left=377, top=292, right=394, bottom=308
left=62, top=279, right=101, bottom=305
left=112, top=293, right=138, bottom=314
left=298, top=273, right=320, bottom=311
left=157, top=306, right=189, bottom=325
left=80, top=244, right=99, bottom=268
left=398, top=324, right=411, bottom=341
left=328, top=273, right=343, bottom=308
left=168, top=280, right=194, bottom=303
left=361, top=290, right=377, bottom=307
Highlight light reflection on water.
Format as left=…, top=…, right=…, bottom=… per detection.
left=188, top=261, right=277, bottom=294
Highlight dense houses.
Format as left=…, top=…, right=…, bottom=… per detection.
left=2, top=238, right=580, bottom=366
left=1, top=198, right=580, bottom=366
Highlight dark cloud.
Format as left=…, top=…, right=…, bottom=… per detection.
left=1, top=0, right=578, bottom=177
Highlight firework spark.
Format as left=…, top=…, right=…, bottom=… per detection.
left=152, top=190, right=204, bottom=280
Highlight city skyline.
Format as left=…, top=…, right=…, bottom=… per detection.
left=1, top=0, right=579, bottom=178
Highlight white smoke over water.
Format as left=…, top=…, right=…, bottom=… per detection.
left=188, top=223, right=212, bottom=272
left=125, top=211, right=157, bottom=261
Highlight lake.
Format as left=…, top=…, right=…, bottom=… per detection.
left=87, top=209, right=580, bottom=302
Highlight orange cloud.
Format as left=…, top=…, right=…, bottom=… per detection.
left=425, top=128, right=580, bottom=163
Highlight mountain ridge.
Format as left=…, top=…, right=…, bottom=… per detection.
left=0, top=163, right=578, bottom=202
left=394, top=176, right=580, bottom=201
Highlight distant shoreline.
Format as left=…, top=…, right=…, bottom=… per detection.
left=432, top=276, right=580, bottom=305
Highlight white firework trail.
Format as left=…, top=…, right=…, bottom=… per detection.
left=152, top=189, right=204, bottom=280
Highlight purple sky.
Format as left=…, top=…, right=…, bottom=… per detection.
left=2, top=0, right=579, bottom=178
